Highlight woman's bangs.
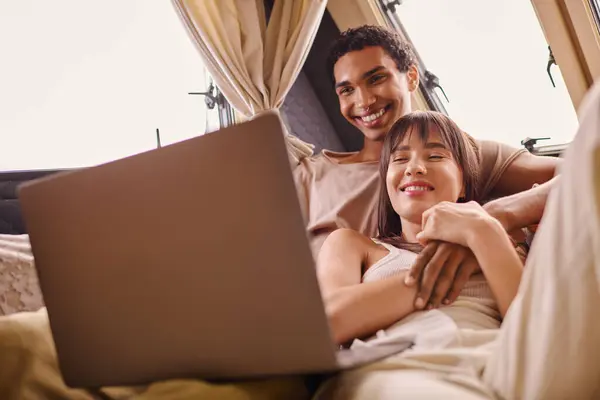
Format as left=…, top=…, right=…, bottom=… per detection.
left=388, top=116, right=432, bottom=155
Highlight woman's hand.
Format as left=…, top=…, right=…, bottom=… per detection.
left=416, top=201, right=503, bottom=248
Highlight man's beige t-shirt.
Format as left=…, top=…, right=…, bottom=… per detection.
left=293, top=140, right=527, bottom=257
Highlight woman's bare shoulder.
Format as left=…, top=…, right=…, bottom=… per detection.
left=322, top=229, right=385, bottom=263
left=324, top=228, right=378, bottom=248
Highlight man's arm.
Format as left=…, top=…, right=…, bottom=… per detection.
left=485, top=176, right=559, bottom=232
left=483, top=151, right=561, bottom=231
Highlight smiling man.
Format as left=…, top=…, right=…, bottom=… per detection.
left=294, top=25, right=560, bottom=310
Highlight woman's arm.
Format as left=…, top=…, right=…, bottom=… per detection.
left=466, top=219, right=524, bottom=317
left=317, top=229, right=417, bottom=345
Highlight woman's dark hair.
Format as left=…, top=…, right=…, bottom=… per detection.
left=376, top=111, right=481, bottom=252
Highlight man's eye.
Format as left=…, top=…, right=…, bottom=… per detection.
left=339, top=87, right=353, bottom=95
left=369, top=74, right=385, bottom=84
left=393, top=157, right=408, bottom=163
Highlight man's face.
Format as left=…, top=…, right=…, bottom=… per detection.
left=333, top=46, right=418, bottom=142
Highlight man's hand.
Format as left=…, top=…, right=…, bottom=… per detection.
left=405, top=241, right=480, bottom=309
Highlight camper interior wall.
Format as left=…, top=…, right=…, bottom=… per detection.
left=279, top=4, right=370, bottom=153
left=560, top=0, right=600, bottom=81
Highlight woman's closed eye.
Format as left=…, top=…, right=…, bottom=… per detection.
left=393, top=154, right=444, bottom=163
left=428, top=154, right=444, bottom=160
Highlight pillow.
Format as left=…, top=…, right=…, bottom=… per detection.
left=0, top=235, right=44, bottom=316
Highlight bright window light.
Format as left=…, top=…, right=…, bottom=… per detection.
left=393, top=0, right=579, bottom=148
left=0, top=1, right=220, bottom=171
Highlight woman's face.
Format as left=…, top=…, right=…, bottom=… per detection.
left=386, top=128, right=464, bottom=224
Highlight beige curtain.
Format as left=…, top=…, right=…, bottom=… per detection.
left=171, top=0, right=328, bottom=164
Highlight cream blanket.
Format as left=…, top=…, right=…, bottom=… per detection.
left=315, top=301, right=501, bottom=400
left=0, top=309, right=306, bottom=399
left=0, top=309, right=306, bottom=400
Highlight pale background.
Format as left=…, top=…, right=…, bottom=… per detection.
left=397, top=0, right=579, bottom=147
left=0, top=0, right=217, bottom=171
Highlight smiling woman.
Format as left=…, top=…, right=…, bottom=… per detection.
left=378, top=111, right=480, bottom=245
left=0, top=1, right=222, bottom=172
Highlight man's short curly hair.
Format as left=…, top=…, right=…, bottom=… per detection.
left=327, top=25, right=416, bottom=84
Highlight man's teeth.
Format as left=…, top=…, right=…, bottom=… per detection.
left=404, top=186, right=432, bottom=192
left=361, top=108, right=385, bottom=122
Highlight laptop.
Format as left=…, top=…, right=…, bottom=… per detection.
left=18, top=111, right=412, bottom=388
